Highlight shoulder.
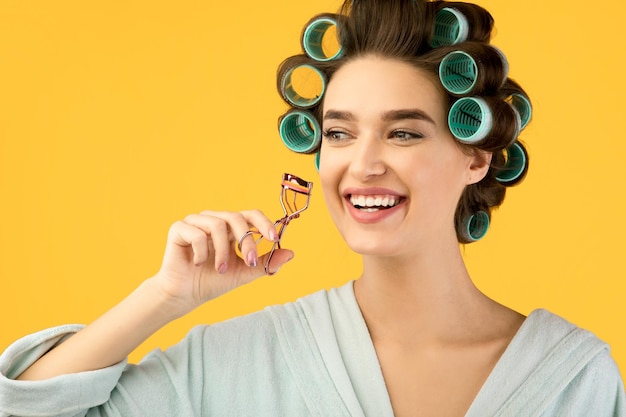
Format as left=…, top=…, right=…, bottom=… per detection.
left=525, top=308, right=580, bottom=333
left=521, top=308, right=609, bottom=351
left=523, top=309, right=615, bottom=368
left=471, top=309, right=625, bottom=416
left=526, top=309, right=626, bottom=415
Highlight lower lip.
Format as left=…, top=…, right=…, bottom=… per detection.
left=344, top=198, right=406, bottom=224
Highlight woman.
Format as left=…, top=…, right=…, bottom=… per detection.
left=1, top=0, right=624, bottom=416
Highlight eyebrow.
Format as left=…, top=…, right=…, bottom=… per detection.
left=323, top=108, right=435, bottom=125
left=323, top=110, right=355, bottom=121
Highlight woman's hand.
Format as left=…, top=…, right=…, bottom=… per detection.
left=152, top=210, right=294, bottom=317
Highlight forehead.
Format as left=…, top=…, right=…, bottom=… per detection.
left=323, top=56, right=447, bottom=121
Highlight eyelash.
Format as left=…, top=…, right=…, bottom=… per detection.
left=322, top=129, right=350, bottom=142
left=321, top=129, right=424, bottom=143
left=390, top=130, right=423, bottom=141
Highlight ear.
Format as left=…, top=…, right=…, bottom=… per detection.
left=466, top=150, right=492, bottom=185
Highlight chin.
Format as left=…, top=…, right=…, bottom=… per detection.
left=342, top=232, right=406, bottom=257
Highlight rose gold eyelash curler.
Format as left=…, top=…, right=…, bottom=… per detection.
left=238, top=173, right=313, bottom=275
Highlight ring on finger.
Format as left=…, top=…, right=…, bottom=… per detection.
left=237, top=230, right=255, bottom=252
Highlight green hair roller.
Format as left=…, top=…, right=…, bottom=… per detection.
left=279, top=110, right=321, bottom=154
left=448, top=97, right=493, bottom=144
left=303, top=17, right=343, bottom=62
left=431, top=8, right=469, bottom=47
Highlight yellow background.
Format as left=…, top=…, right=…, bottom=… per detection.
left=1, top=0, right=625, bottom=377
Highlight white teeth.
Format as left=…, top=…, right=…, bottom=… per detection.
left=349, top=194, right=401, bottom=209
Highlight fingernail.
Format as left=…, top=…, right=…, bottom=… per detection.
left=218, top=262, right=228, bottom=274
left=269, top=230, right=278, bottom=242
left=247, top=252, right=258, bottom=268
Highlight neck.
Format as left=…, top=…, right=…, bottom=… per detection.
left=354, top=241, right=496, bottom=346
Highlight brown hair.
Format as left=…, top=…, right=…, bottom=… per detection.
left=277, top=0, right=532, bottom=244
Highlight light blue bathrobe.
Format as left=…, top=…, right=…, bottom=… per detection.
left=1, top=281, right=624, bottom=416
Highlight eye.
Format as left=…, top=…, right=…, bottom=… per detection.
left=322, top=129, right=352, bottom=142
left=390, top=130, right=423, bottom=141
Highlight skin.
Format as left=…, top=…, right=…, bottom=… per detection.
left=320, top=55, right=526, bottom=417
left=18, top=54, right=525, bottom=417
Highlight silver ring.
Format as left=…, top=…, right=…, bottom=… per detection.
left=237, top=230, right=254, bottom=252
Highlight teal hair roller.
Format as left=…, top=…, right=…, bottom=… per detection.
left=279, top=110, right=321, bottom=154
left=302, top=16, right=343, bottom=62
left=462, top=211, right=490, bottom=242
left=495, top=141, right=528, bottom=186
left=431, top=8, right=469, bottom=47
left=280, top=64, right=327, bottom=109
left=448, top=97, right=492, bottom=144
left=314, top=149, right=321, bottom=171
left=439, top=51, right=477, bottom=95
left=509, top=93, right=532, bottom=130
left=439, top=47, right=509, bottom=96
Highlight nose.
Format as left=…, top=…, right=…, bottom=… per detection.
left=348, top=136, right=387, bottom=181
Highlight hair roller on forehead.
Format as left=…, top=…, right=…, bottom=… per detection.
left=277, top=0, right=533, bottom=243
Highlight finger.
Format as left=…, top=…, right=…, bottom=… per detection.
left=183, top=214, right=231, bottom=272
left=239, top=209, right=279, bottom=242
left=202, top=210, right=274, bottom=268
left=201, top=209, right=278, bottom=242
left=167, top=221, right=210, bottom=266
left=260, top=248, right=295, bottom=276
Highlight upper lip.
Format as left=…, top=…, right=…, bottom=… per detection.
left=342, top=187, right=406, bottom=199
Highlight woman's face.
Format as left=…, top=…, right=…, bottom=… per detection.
left=319, top=55, right=488, bottom=257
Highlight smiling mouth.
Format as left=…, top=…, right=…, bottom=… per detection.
left=348, top=194, right=405, bottom=212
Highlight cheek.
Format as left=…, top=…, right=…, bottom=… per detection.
left=318, top=146, right=342, bottom=185
left=318, top=152, right=338, bottom=199
left=317, top=148, right=350, bottom=225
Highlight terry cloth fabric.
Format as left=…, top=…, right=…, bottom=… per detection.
left=1, top=281, right=624, bottom=416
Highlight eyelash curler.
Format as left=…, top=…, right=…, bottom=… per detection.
left=238, top=173, right=313, bottom=275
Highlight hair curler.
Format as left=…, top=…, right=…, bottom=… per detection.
left=430, top=8, right=469, bottom=47
left=439, top=51, right=477, bottom=95
left=280, top=64, right=327, bottom=109
left=495, top=141, right=528, bottom=186
left=302, top=16, right=343, bottom=62
left=448, top=97, right=493, bottom=144
left=279, top=110, right=321, bottom=154
left=439, top=47, right=508, bottom=96
left=508, top=93, right=532, bottom=131
left=462, top=211, right=490, bottom=242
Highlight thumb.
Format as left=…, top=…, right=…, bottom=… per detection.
left=262, top=248, right=295, bottom=276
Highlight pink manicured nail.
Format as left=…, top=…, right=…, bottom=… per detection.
left=247, top=252, right=258, bottom=268
left=269, top=230, right=278, bottom=241
left=218, top=262, right=228, bottom=274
